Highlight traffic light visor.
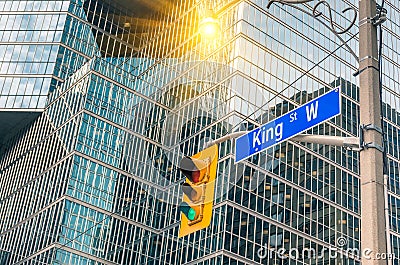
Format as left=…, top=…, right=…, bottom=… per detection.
left=182, top=182, right=202, bottom=201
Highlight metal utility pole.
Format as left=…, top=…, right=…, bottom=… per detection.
left=358, top=0, right=388, bottom=263
left=209, top=0, right=390, bottom=262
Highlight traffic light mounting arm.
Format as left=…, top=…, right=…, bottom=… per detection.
left=204, top=131, right=247, bottom=148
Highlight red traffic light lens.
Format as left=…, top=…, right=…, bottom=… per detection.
left=179, top=156, right=205, bottom=183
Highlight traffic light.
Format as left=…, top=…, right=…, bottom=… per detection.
left=178, top=144, right=218, bottom=237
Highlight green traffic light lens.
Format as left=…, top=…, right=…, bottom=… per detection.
left=187, top=208, right=196, bottom=221
left=180, top=202, right=198, bottom=221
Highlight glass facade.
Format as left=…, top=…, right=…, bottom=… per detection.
left=0, top=0, right=399, bottom=265
left=0, top=1, right=67, bottom=109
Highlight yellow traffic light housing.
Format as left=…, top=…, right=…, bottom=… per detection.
left=178, top=144, right=218, bottom=237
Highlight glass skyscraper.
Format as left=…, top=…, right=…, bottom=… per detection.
left=0, top=0, right=399, bottom=265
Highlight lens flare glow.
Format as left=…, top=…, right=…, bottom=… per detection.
left=199, top=17, right=220, bottom=39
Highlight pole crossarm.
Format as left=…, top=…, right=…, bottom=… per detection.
left=266, top=0, right=359, bottom=62
left=291, top=134, right=360, bottom=149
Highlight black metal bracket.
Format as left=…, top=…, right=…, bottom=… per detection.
left=353, top=65, right=380, bottom=77
left=373, top=4, right=388, bottom=26
left=362, top=124, right=383, bottom=134
left=359, top=124, right=384, bottom=152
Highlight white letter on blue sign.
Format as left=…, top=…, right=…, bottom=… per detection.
left=275, top=123, right=283, bottom=141
left=306, top=101, right=319, bottom=122
left=253, top=130, right=261, bottom=148
left=252, top=122, right=284, bottom=149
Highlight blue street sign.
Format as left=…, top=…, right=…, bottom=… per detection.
left=235, top=88, right=341, bottom=163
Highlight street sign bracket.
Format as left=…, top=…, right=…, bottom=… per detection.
left=360, top=124, right=384, bottom=153
left=363, top=142, right=384, bottom=153
left=361, top=123, right=383, bottom=134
